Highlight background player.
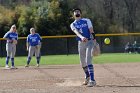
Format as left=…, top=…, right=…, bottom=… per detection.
left=25, top=28, right=42, bottom=67
left=70, top=8, right=96, bottom=87
left=3, top=24, right=18, bottom=69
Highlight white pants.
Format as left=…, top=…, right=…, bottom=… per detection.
left=28, top=45, right=41, bottom=57
left=6, top=43, right=16, bottom=58
left=78, top=40, right=94, bottom=67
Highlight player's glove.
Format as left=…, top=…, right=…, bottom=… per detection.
left=93, top=41, right=100, bottom=56
left=80, top=36, right=88, bottom=42
left=36, top=44, right=41, bottom=50
left=12, top=40, right=17, bottom=44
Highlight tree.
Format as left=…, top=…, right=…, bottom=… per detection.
left=123, top=0, right=140, bottom=32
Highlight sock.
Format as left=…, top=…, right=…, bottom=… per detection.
left=88, top=64, right=95, bottom=81
left=11, top=58, right=14, bottom=66
left=36, top=57, right=40, bottom=64
left=6, top=56, right=10, bottom=65
left=27, top=57, right=31, bottom=65
left=82, top=66, right=90, bottom=79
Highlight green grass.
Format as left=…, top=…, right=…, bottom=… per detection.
left=0, top=53, right=140, bottom=67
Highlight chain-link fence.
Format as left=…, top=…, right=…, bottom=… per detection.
left=0, top=36, right=78, bottom=57
left=0, top=34, right=140, bottom=57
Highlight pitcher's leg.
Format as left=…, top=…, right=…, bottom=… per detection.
left=86, top=40, right=96, bottom=87
left=78, top=42, right=87, bottom=67
left=86, top=41, right=95, bottom=80
left=87, top=64, right=95, bottom=81
left=78, top=42, right=90, bottom=82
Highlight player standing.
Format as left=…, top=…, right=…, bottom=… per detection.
left=70, top=8, right=96, bottom=87
left=3, top=24, right=18, bottom=69
left=25, top=28, right=42, bottom=67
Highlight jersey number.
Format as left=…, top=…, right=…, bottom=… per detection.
left=79, top=29, right=83, bottom=33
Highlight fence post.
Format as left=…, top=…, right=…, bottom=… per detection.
left=0, top=40, right=3, bottom=58
left=66, top=37, right=69, bottom=56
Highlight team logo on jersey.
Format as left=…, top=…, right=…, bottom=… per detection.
left=10, top=35, right=17, bottom=38
left=74, top=23, right=87, bottom=29
left=30, top=36, right=38, bottom=42
left=30, top=37, right=37, bottom=39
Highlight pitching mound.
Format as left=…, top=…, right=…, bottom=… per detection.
left=56, top=79, right=82, bottom=87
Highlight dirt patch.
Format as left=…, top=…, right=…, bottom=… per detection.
left=0, top=63, right=140, bottom=93
left=56, top=79, right=82, bottom=87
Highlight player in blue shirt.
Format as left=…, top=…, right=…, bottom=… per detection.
left=70, top=8, right=96, bottom=87
left=25, top=28, right=42, bottom=67
left=3, top=24, right=18, bottom=69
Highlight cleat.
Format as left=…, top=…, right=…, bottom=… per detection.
left=5, top=65, right=10, bottom=69
left=25, top=64, right=29, bottom=67
left=11, top=66, right=17, bottom=69
left=36, top=64, right=39, bottom=67
left=87, top=80, right=96, bottom=87
left=82, top=77, right=90, bottom=85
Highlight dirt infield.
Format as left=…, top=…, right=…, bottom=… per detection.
left=0, top=63, right=140, bottom=93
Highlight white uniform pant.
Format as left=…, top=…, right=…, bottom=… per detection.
left=28, top=45, right=41, bottom=57
left=78, top=40, right=94, bottom=67
left=6, top=43, right=16, bottom=58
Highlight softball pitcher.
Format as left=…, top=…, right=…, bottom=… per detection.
left=3, top=24, right=18, bottom=69
left=25, top=28, right=42, bottom=67
left=70, top=8, right=96, bottom=87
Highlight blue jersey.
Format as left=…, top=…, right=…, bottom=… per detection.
left=70, top=18, right=93, bottom=41
left=27, top=33, right=42, bottom=46
left=3, top=31, right=18, bottom=43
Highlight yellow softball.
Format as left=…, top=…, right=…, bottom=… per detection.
left=104, top=38, right=110, bottom=44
